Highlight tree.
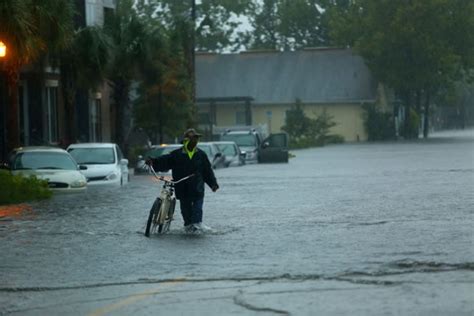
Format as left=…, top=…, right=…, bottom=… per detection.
left=133, top=4, right=194, bottom=143
left=329, top=0, right=474, bottom=138
left=0, top=0, right=73, bottom=152
left=282, top=99, right=339, bottom=148
left=60, top=27, right=110, bottom=144
left=137, top=0, right=254, bottom=52
left=248, top=0, right=328, bottom=51
left=104, top=0, right=147, bottom=151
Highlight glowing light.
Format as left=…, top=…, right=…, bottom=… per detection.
left=0, top=41, right=6, bottom=58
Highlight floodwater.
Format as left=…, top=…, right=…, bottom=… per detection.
left=1, top=130, right=473, bottom=315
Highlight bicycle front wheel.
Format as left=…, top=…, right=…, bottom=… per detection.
left=145, top=198, right=162, bottom=237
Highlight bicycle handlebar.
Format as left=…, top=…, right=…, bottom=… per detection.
left=146, top=164, right=194, bottom=185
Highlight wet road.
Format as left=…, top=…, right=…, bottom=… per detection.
left=1, top=130, right=473, bottom=315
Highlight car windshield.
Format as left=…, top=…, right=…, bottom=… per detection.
left=221, top=134, right=256, bottom=147
left=12, top=152, right=77, bottom=170
left=68, top=147, right=115, bottom=164
left=217, top=144, right=238, bottom=156
left=144, top=146, right=180, bottom=159
left=198, top=145, right=212, bottom=157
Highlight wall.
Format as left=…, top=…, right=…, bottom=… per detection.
left=201, top=102, right=368, bottom=142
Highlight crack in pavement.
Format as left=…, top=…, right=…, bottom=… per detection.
left=0, top=273, right=424, bottom=293
left=233, top=290, right=291, bottom=315
left=1, top=283, right=256, bottom=315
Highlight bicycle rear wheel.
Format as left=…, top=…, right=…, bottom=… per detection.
left=162, top=198, right=176, bottom=233
left=145, top=198, right=162, bottom=237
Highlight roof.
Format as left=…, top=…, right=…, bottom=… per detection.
left=67, top=143, right=116, bottom=148
left=13, top=146, right=67, bottom=153
left=196, top=48, right=377, bottom=105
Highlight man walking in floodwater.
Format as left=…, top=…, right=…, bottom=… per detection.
left=146, top=128, right=219, bottom=233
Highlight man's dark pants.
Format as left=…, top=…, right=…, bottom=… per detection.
left=179, top=198, right=204, bottom=226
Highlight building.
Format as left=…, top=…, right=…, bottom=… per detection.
left=0, top=0, right=116, bottom=160
left=196, top=48, right=389, bottom=142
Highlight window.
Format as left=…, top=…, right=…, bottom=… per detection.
left=89, top=99, right=102, bottom=142
left=45, top=87, right=58, bottom=143
left=103, top=7, right=114, bottom=27
left=68, top=147, right=115, bottom=164
left=236, top=111, right=246, bottom=125
left=86, top=0, right=96, bottom=26
left=198, top=112, right=210, bottom=124
left=13, top=152, right=77, bottom=171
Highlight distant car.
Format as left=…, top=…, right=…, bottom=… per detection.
left=135, top=144, right=181, bottom=174
left=259, top=133, right=289, bottom=163
left=220, top=130, right=263, bottom=163
left=8, top=147, right=87, bottom=192
left=67, top=143, right=129, bottom=186
left=213, top=141, right=245, bottom=167
left=198, top=142, right=227, bottom=169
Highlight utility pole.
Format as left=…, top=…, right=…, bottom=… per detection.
left=191, top=0, right=196, bottom=105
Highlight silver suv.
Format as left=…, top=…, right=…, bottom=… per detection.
left=220, top=130, right=263, bottom=163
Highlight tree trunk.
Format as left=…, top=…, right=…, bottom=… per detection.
left=403, top=91, right=412, bottom=139
left=60, top=68, right=76, bottom=145
left=113, top=78, right=130, bottom=152
left=158, top=85, right=163, bottom=144
left=6, top=66, right=20, bottom=152
left=423, top=91, right=430, bottom=139
left=415, top=90, right=422, bottom=116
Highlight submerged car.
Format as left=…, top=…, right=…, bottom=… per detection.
left=213, top=141, right=245, bottom=167
left=220, top=130, right=263, bottom=163
left=135, top=144, right=181, bottom=174
left=67, top=143, right=129, bottom=186
left=198, top=142, right=227, bottom=169
left=8, top=147, right=87, bottom=192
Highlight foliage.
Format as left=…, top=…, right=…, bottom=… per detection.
left=362, top=103, right=395, bottom=141
left=0, top=171, right=52, bottom=205
left=133, top=3, right=194, bottom=144
left=136, top=0, right=254, bottom=52
left=0, top=0, right=74, bottom=151
left=247, top=0, right=329, bottom=50
left=104, top=0, right=148, bottom=149
left=400, top=108, right=420, bottom=139
left=329, top=0, right=474, bottom=138
left=282, top=100, right=342, bottom=148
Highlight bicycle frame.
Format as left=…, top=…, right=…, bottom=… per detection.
left=144, top=165, right=193, bottom=236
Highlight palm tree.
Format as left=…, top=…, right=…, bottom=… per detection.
left=104, top=0, right=146, bottom=152
left=0, top=0, right=73, bottom=152
left=60, top=26, right=110, bottom=144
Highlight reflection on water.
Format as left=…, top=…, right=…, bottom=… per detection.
left=0, top=204, right=34, bottom=220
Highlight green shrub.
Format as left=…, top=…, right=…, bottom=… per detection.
left=0, top=170, right=52, bottom=205
left=283, top=99, right=344, bottom=149
left=400, top=108, right=420, bottom=139
left=363, top=103, right=395, bottom=141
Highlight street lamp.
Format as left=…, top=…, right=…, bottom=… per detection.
left=0, top=41, right=6, bottom=58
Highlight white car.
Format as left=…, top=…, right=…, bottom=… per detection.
left=9, top=147, right=87, bottom=192
left=67, top=143, right=129, bottom=186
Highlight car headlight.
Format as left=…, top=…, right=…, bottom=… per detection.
left=106, top=172, right=118, bottom=180
left=246, top=151, right=257, bottom=159
left=71, top=180, right=87, bottom=188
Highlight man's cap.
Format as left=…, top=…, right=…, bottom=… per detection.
left=183, top=128, right=202, bottom=139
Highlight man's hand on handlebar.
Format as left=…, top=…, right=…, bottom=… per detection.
left=145, top=157, right=153, bottom=166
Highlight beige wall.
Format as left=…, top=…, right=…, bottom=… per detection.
left=198, top=102, right=368, bottom=142
left=253, top=103, right=367, bottom=142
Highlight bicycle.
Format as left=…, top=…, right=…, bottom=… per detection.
left=144, top=165, right=193, bottom=237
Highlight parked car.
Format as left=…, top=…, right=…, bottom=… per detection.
left=7, top=147, right=87, bottom=192
left=259, top=133, right=289, bottom=163
left=220, top=129, right=263, bottom=163
left=198, top=142, right=227, bottom=169
left=67, top=143, right=129, bottom=186
left=213, top=141, right=246, bottom=167
left=135, top=144, right=181, bottom=174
